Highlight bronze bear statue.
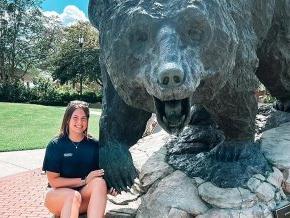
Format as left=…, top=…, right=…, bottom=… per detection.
left=88, top=0, right=290, bottom=191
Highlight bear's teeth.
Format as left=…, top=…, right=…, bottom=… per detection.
left=163, top=116, right=168, bottom=125
left=181, top=115, right=185, bottom=123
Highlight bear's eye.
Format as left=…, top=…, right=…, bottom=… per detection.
left=135, top=31, right=148, bottom=42
left=176, top=8, right=211, bottom=46
left=187, top=28, right=203, bottom=41
left=128, top=30, right=149, bottom=44
left=128, top=29, right=150, bottom=55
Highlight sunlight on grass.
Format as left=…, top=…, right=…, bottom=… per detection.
left=0, top=102, right=101, bottom=152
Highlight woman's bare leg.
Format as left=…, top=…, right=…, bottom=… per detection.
left=80, top=177, right=107, bottom=218
left=45, top=188, right=82, bottom=218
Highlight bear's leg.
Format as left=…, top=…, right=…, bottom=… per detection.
left=255, top=0, right=290, bottom=112
left=197, top=84, right=271, bottom=187
left=205, top=85, right=258, bottom=162
left=167, top=84, right=271, bottom=187
left=208, top=86, right=258, bottom=141
left=99, top=72, right=151, bottom=192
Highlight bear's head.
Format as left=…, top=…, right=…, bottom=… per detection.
left=89, top=0, right=239, bottom=134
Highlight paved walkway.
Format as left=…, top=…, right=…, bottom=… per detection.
left=0, top=149, right=51, bottom=217
left=0, top=168, right=52, bottom=218
left=0, top=149, right=45, bottom=178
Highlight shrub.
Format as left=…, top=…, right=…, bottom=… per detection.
left=0, top=82, right=33, bottom=102
left=80, top=91, right=97, bottom=103
left=0, top=78, right=102, bottom=106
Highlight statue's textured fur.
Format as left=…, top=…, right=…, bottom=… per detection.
left=89, top=0, right=290, bottom=191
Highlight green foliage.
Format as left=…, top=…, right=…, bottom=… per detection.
left=0, top=81, right=33, bottom=102
left=61, top=21, right=99, bottom=52
left=52, top=21, right=102, bottom=93
left=0, top=0, right=61, bottom=83
left=53, top=48, right=101, bottom=84
left=0, top=78, right=102, bottom=106
left=0, top=2, right=102, bottom=105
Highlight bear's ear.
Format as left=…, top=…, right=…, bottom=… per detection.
left=88, top=0, right=118, bottom=29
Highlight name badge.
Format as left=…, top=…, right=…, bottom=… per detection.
left=64, top=153, right=73, bottom=157
left=274, top=203, right=290, bottom=218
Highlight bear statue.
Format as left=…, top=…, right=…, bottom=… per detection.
left=88, top=0, right=290, bottom=192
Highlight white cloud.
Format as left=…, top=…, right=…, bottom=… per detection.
left=43, top=10, right=59, bottom=18
left=43, top=5, right=88, bottom=27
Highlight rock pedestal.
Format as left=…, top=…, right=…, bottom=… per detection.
left=105, top=122, right=290, bottom=218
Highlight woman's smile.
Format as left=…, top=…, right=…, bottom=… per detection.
left=69, top=108, right=88, bottom=138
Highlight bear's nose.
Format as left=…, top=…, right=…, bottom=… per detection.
left=158, top=63, right=184, bottom=87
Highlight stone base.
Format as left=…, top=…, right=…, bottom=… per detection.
left=105, top=121, right=290, bottom=217
left=137, top=150, right=286, bottom=217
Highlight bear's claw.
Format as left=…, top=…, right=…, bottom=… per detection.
left=99, top=143, right=138, bottom=193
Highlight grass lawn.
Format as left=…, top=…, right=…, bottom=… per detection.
left=0, top=102, right=101, bottom=152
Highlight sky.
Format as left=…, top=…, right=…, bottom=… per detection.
left=41, top=0, right=90, bottom=26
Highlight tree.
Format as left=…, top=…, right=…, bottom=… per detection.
left=54, top=48, right=101, bottom=84
left=0, top=0, right=60, bottom=83
left=52, top=21, right=102, bottom=96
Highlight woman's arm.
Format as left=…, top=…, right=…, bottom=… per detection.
left=46, top=171, right=85, bottom=188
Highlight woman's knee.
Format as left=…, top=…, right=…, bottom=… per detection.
left=44, top=189, right=82, bottom=215
left=88, top=177, right=107, bottom=191
left=67, top=190, right=82, bottom=206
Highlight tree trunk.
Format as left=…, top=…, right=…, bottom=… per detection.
left=80, top=74, right=83, bottom=96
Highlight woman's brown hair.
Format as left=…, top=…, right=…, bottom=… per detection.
left=59, top=100, right=90, bottom=137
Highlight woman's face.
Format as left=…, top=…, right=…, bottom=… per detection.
left=68, top=108, right=88, bottom=136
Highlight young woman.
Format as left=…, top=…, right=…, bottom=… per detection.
left=43, top=100, right=117, bottom=218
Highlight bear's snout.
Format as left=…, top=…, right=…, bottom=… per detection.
left=157, top=25, right=185, bottom=88
left=158, top=63, right=184, bottom=88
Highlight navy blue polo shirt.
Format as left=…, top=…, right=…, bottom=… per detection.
left=42, top=135, right=99, bottom=180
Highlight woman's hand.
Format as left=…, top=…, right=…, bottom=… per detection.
left=85, top=169, right=104, bottom=184
left=108, top=187, right=118, bottom=196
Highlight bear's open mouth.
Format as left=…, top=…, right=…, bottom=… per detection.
left=153, top=96, right=191, bottom=134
